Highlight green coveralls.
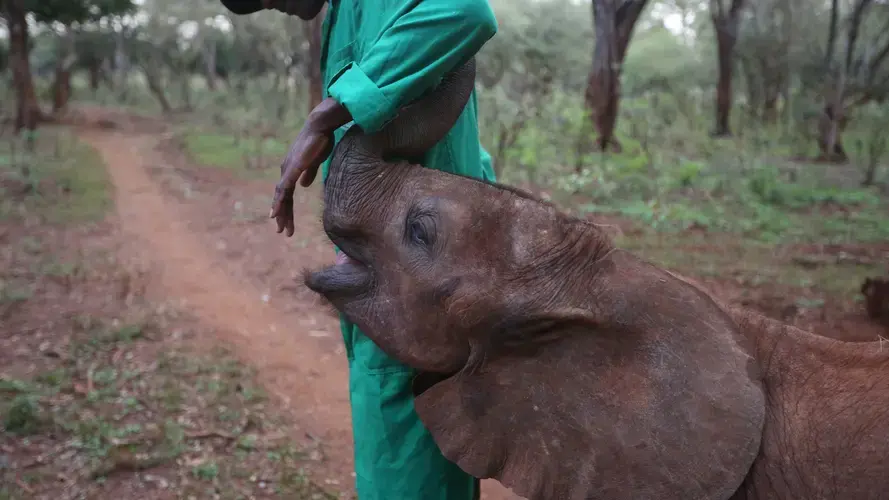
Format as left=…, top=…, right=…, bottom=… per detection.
left=317, top=0, right=497, bottom=498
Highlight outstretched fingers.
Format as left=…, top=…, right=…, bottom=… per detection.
left=270, top=172, right=296, bottom=236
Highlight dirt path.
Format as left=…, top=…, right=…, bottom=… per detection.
left=78, top=122, right=519, bottom=499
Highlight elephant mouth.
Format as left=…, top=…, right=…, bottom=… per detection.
left=304, top=241, right=373, bottom=297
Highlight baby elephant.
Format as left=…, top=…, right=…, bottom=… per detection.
left=305, top=60, right=889, bottom=500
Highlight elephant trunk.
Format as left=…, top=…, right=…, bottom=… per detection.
left=327, top=58, right=477, bottom=178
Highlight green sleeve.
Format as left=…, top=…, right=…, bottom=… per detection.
left=327, top=0, right=498, bottom=134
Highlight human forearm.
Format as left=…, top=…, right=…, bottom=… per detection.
left=306, top=97, right=353, bottom=133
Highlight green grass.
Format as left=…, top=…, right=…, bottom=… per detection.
left=615, top=231, right=882, bottom=299
left=562, top=147, right=889, bottom=245
left=583, top=193, right=889, bottom=245
left=1, top=312, right=336, bottom=499
left=0, top=127, right=111, bottom=224
left=0, top=176, right=336, bottom=499
left=182, top=130, right=289, bottom=178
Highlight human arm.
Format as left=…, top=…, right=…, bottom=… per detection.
left=268, top=98, right=352, bottom=236
left=327, top=0, right=498, bottom=134
left=270, top=0, right=498, bottom=236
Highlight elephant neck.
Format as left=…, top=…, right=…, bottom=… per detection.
left=730, top=308, right=888, bottom=375
left=727, top=307, right=889, bottom=499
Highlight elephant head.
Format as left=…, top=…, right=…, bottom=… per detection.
left=305, top=59, right=766, bottom=500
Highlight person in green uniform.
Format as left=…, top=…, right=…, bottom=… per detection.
left=219, top=1, right=498, bottom=499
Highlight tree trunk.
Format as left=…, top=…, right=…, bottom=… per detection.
left=863, top=158, right=879, bottom=186
left=713, top=21, right=737, bottom=136
left=88, top=62, right=101, bottom=92
left=114, top=28, right=130, bottom=100
left=762, top=93, right=778, bottom=123
left=180, top=73, right=193, bottom=111
left=141, top=65, right=172, bottom=114
left=52, top=32, right=77, bottom=114
left=815, top=0, right=869, bottom=163
left=740, top=59, right=760, bottom=119
left=584, top=0, right=649, bottom=153
left=304, top=7, right=325, bottom=109
left=203, top=39, right=219, bottom=90
left=758, top=56, right=782, bottom=123
left=817, top=102, right=848, bottom=162
left=710, top=0, right=745, bottom=137
left=52, top=66, right=72, bottom=113
left=5, top=0, right=41, bottom=138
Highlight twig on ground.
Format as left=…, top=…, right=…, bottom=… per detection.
left=19, top=442, right=77, bottom=470
left=88, top=451, right=170, bottom=479
left=185, top=429, right=238, bottom=442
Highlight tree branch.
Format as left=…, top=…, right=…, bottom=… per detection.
left=729, top=0, right=745, bottom=18
left=709, top=0, right=725, bottom=19
left=845, top=0, right=875, bottom=73
left=825, top=0, right=840, bottom=70
left=868, top=38, right=889, bottom=81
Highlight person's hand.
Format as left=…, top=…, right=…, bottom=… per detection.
left=269, top=98, right=353, bottom=237
left=269, top=123, right=335, bottom=236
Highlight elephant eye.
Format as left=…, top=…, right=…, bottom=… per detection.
left=410, top=219, right=430, bottom=246
left=406, top=213, right=436, bottom=249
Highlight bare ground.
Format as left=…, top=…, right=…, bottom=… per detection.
left=72, top=108, right=522, bottom=499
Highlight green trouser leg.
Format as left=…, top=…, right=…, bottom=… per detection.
left=340, top=317, right=479, bottom=500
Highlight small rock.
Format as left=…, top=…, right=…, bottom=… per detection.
left=143, top=474, right=170, bottom=489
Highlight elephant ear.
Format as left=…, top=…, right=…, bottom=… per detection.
left=413, top=257, right=766, bottom=500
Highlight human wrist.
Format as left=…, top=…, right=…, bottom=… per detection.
left=306, top=98, right=353, bottom=133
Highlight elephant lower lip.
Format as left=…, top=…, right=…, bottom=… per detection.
left=305, top=260, right=371, bottom=296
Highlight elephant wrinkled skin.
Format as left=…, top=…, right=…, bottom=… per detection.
left=305, top=59, right=889, bottom=500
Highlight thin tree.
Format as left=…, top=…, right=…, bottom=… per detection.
left=584, top=0, right=649, bottom=153
left=4, top=0, right=41, bottom=138
left=709, top=0, right=746, bottom=137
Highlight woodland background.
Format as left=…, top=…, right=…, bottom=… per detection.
left=1, top=1, right=888, bottom=498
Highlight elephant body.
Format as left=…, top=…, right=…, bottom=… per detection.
left=727, top=308, right=889, bottom=500
left=304, top=59, right=889, bottom=500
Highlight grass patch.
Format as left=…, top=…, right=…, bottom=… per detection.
left=0, top=126, right=111, bottom=224
left=575, top=156, right=889, bottom=245
left=614, top=231, right=882, bottom=299
left=585, top=196, right=889, bottom=245
left=0, top=192, right=335, bottom=499
left=0, top=313, right=335, bottom=499
left=182, top=130, right=288, bottom=178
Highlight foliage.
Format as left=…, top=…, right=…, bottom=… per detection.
left=2, top=3, right=886, bottom=497
left=1, top=0, right=887, bottom=301
left=24, top=0, right=135, bottom=25
left=0, top=127, right=111, bottom=224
